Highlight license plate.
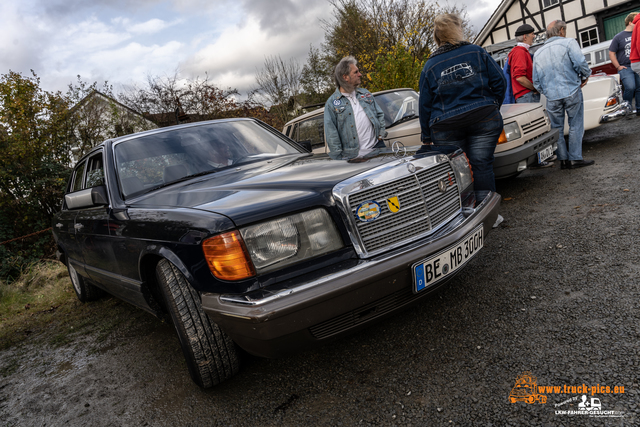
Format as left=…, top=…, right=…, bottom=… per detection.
left=537, top=145, right=554, bottom=163
left=413, top=226, right=484, bottom=293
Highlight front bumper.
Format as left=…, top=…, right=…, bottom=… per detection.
left=493, top=128, right=560, bottom=179
left=201, top=192, right=501, bottom=358
left=600, top=101, right=631, bottom=123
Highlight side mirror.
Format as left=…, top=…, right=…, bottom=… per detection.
left=65, top=185, right=109, bottom=209
left=297, top=140, right=312, bottom=152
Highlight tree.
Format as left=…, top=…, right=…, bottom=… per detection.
left=299, top=45, right=335, bottom=106
left=252, top=55, right=302, bottom=126
left=0, top=70, right=72, bottom=280
left=65, top=77, right=157, bottom=161
left=367, top=43, right=425, bottom=92
left=322, top=0, right=475, bottom=90
left=119, top=72, right=269, bottom=124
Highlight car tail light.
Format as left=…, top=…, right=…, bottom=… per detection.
left=605, top=96, right=618, bottom=108
left=202, top=231, right=256, bottom=281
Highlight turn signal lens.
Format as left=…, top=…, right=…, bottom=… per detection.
left=605, top=97, right=618, bottom=107
left=202, top=231, right=256, bottom=281
left=498, top=129, right=508, bottom=144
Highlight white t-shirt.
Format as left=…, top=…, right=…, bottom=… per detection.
left=345, top=91, right=376, bottom=150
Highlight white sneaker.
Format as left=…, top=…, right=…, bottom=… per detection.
left=493, top=214, right=504, bottom=229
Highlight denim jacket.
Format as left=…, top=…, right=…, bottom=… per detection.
left=324, top=88, right=387, bottom=152
left=419, top=43, right=506, bottom=142
left=532, top=36, right=591, bottom=101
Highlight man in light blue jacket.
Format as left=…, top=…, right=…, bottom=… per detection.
left=533, top=20, right=594, bottom=170
left=324, top=56, right=387, bottom=153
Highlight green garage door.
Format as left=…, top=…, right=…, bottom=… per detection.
left=604, top=10, right=639, bottom=40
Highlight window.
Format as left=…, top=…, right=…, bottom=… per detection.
left=296, top=116, right=325, bottom=150
left=542, top=0, right=559, bottom=8
left=70, top=152, right=104, bottom=194
left=594, top=49, right=608, bottom=66
left=71, top=161, right=86, bottom=192
left=85, top=154, right=105, bottom=188
left=580, top=29, right=599, bottom=48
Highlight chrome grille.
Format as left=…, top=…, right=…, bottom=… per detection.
left=347, top=161, right=461, bottom=254
left=521, top=116, right=547, bottom=135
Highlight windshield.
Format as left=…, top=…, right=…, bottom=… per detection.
left=374, top=90, right=419, bottom=127
left=114, top=120, right=302, bottom=199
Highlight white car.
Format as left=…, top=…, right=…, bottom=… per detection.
left=534, top=40, right=630, bottom=134
left=283, top=88, right=559, bottom=179
left=540, top=74, right=630, bottom=135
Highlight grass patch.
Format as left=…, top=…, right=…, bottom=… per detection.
left=0, top=261, right=143, bottom=351
left=0, top=261, right=78, bottom=349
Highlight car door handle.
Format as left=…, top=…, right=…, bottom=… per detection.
left=56, top=223, right=63, bottom=228
left=74, top=223, right=84, bottom=230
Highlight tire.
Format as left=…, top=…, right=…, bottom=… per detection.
left=156, top=259, right=239, bottom=388
left=68, top=263, right=104, bottom=302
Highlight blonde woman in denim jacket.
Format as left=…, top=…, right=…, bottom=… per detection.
left=419, top=13, right=506, bottom=206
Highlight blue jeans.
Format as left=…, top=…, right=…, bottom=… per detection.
left=546, top=89, right=584, bottom=161
left=619, top=67, right=640, bottom=109
left=431, top=108, right=503, bottom=201
left=516, top=91, right=541, bottom=103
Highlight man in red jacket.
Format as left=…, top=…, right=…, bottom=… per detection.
left=508, top=24, right=540, bottom=104
left=631, top=13, right=640, bottom=116
left=508, top=23, right=555, bottom=167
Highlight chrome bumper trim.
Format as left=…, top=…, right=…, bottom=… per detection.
left=600, top=101, right=631, bottom=123
left=213, top=193, right=497, bottom=307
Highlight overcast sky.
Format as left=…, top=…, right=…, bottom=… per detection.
left=0, top=0, right=502, bottom=99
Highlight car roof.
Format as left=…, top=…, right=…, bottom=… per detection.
left=283, top=88, right=417, bottom=127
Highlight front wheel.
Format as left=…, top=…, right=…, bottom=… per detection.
left=68, top=263, right=104, bottom=302
left=156, top=259, right=239, bottom=388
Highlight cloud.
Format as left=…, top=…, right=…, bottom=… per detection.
left=129, top=18, right=180, bottom=34
left=179, top=0, right=331, bottom=96
left=0, top=3, right=48, bottom=74
left=180, top=14, right=326, bottom=96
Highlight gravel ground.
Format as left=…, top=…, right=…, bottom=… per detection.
left=2, top=116, right=640, bottom=426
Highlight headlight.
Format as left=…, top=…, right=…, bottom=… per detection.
left=241, top=208, right=343, bottom=274
left=449, top=151, right=473, bottom=191
left=498, top=122, right=521, bottom=144
left=203, top=209, right=344, bottom=280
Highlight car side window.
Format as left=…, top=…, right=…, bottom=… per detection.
left=296, top=116, right=325, bottom=150
left=85, top=154, right=105, bottom=188
left=289, top=123, right=298, bottom=140
left=71, top=161, right=87, bottom=193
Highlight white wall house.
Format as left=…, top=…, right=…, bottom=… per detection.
left=69, top=90, right=158, bottom=162
left=475, top=0, right=639, bottom=53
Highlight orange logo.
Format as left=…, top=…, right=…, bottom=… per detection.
left=509, top=372, right=547, bottom=404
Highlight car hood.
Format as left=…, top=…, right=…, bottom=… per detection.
left=383, top=103, right=544, bottom=139
left=386, top=118, right=421, bottom=140
left=499, top=102, right=544, bottom=120
left=126, top=148, right=427, bottom=227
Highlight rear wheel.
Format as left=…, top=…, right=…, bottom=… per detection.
left=155, top=259, right=239, bottom=388
left=68, top=263, right=104, bottom=302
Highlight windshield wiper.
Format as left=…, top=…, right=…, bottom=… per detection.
left=388, top=113, right=417, bottom=128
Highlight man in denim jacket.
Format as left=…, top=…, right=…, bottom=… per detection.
left=533, top=20, right=594, bottom=169
left=324, top=56, right=387, bottom=152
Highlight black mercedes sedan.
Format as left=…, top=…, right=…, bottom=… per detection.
left=53, top=118, right=501, bottom=388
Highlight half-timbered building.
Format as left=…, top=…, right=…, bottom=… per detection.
left=476, top=0, right=639, bottom=51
